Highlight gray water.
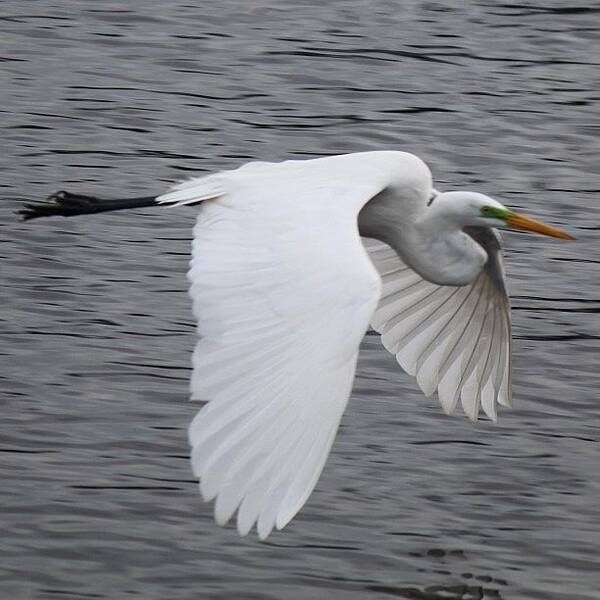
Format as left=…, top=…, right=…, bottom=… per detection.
left=2, top=1, right=600, bottom=599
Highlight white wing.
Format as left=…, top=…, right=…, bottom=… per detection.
left=364, top=228, right=511, bottom=422
left=170, top=156, right=397, bottom=539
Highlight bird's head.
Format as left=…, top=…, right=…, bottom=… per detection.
left=432, top=191, right=575, bottom=240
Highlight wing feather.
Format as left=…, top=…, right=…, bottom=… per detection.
left=183, top=161, right=388, bottom=539
left=364, top=231, right=511, bottom=422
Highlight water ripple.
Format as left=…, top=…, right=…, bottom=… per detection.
left=2, top=1, right=599, bottom=599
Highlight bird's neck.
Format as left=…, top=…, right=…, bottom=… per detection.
left=359, top=202, right=486, bottom=286
left=395, top=225, right=487, bottom=286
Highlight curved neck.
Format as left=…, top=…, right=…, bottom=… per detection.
left=359, top=192, right=487, bottom=286
left=393, top=226, right=486, bottom=286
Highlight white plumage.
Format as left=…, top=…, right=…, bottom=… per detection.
left=365, top=237, right=511, bottom=421
left=164, top=154, right=388, bottom=539
left=155, top=151, right=522, bottom=539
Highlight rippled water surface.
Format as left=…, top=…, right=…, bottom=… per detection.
left=2, top=2, right=600, bottom=599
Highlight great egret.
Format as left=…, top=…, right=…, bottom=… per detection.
left=20, top=150, right=574, bottom=540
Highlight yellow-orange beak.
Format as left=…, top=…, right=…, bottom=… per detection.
left=504, top=213, right=575, bottom=240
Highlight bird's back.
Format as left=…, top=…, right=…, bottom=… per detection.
left=157, top=150, right=431, bottom=214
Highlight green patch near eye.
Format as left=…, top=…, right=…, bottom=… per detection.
left=480, top=206, right=514, bottom=220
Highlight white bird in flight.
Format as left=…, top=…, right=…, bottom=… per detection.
left=21, top=151, right=574, bottom=540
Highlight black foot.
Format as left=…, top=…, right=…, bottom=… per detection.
left=18, top=191, right=105, bottom=221
left=17, top=191, right=157, bottom=221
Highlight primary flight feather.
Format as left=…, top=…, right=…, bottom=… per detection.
left=20, top=150, right=574, bottom=540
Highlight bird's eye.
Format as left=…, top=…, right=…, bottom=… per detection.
left=480, top=206, right=494, bottom=217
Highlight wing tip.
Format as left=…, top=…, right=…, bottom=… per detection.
left=439, top=399, right=456, bottom=417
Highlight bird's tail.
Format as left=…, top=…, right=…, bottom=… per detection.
left=18, top=190, right=158, bottom=221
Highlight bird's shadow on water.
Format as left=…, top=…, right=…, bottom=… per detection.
left=266, top=541, right=506, bottom=599
left=365, top=583, right=504, bottom=599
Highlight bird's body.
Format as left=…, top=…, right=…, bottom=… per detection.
left=20, top=150, right=574, bottom=540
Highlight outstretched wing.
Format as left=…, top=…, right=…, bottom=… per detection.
left=364, top=228, right=511, bottom=422
left=180, top=160, right=388, bottom=539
